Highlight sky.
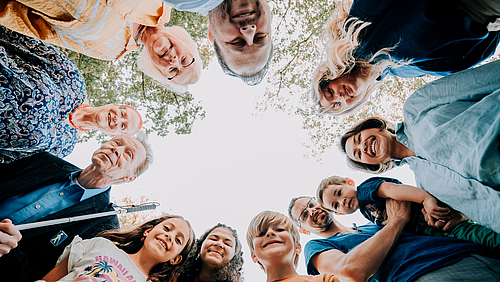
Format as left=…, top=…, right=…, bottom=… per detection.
left=66, top=57, right=418, bottom=281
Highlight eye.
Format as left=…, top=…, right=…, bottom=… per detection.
left=229, top=39, right=245, bottom=47
left=181, top=55, right=187, bottom=65
left=258, top=231, right=266, bottom=237
left=164, top=225, right=170, bottom=231
left=113, top=140, right=119, bottom=145
left=225, top=242, right=233, bottom=247
left=299, top=212, right=307, bottom=222
left=168, top=66, right=178, bottom=74
left=176, top=238, right=182, bottom=245
left=358, top=150, right=361, bottom=160
left=121, top=123, right=126, bottom=130
left=337, top=190, right=341, bottom=197
left=276, top=228, right=285, bottom=232
left=332, top=102, right=342, bottom=109
left=334, top=202, right=339, bottom=210
left=126, top=151, right=132, bottom=157
left=254, top=34, right=267, bottom=43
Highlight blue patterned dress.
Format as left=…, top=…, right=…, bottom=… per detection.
left=0, top=25, right=86, bottom=163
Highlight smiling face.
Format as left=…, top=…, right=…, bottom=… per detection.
left=251, top=223, right=298, bottom=269
left=345, top=127, right=394, bottom=165
left=93, top=104, right=142, bottom=136
left=141, top=25, right=198, bottom=85
left=290, top=197, right=333, bottom=232
left=91, top=136, right=147, bottom=183
left=200, top=227, right=237, bottom=268
left=322, top=184, right=359, bottom=215
left=319, top=73, right=369, bottom=113
left=142, top=217, right=191, bottom=265
left=208, top=0, right=272, bottom=76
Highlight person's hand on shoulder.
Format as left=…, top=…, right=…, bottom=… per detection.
left=0, top=219, right=21, bottom=257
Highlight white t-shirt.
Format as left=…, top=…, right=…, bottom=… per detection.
left=54, top=236, right=148, bottom=282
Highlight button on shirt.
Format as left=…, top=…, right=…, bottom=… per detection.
left=0, top=171, right=109, bottom=225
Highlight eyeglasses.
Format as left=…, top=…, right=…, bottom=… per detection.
left=160, top=44, right=196, bottom=81
left=297, top=197, right=316, bottom=227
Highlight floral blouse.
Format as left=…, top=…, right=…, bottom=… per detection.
left=0, top=25, right=86, bottom=163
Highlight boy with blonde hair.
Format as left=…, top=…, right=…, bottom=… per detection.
left=247, top=210, right=340, bottom=282
left=317, top=176, right=500, bottom=251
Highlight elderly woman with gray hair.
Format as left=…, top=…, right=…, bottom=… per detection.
left=339, top=60, right=500, bottom=234
left=0, top=0, right=202, bottom=92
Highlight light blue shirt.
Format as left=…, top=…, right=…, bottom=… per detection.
left=162, top=0, right=223, bottom=15
left=395, top=60, right=500, bottom=233
left=0, top=171, right=109, bottom=224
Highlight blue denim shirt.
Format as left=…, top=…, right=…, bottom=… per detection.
left=0, top=171, right=109, bottom=224
left=161, top=0, right=222, bottom=15
left=395, top=60, right=500, bottom=233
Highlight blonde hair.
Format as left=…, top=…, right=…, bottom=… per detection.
left=246, top=211, right=301, bottom=272
left=316, top=175, right=347, bottom=209
left=313, top=0, right=401, bottom=115
left=137, top=26, right=202, bottom=93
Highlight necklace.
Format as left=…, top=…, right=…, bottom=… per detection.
left=68, top=104, right=91, bottom=131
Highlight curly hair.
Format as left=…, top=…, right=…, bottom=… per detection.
left=99, top=215, right=196, bottom=282
left=178, top=223, right=244, bottom=282
left=339, top=116, right=397, bottom=173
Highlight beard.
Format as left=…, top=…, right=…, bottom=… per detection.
left=316, top=211, right=334, bottom=232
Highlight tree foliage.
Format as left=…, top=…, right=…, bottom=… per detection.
left=114, top=195, right=167, bottom=231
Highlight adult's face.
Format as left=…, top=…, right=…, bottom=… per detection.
left=142, top=26, right=198, bottom=85
left=319, top=73, right=369, bottom=112
left=345, top=127, right=394, bottom=165
left=93, top=104, right=142, bottom=136
left=91, top=136, right=147, bottom=182
left=290, top=197, right=333, bottom=232
left=208, top=0, right=272, bottom=76
left=200, top=227, right=236, bottom=268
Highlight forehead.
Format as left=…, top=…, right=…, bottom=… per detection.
left=291, top=197, right=311, bottom=219
left=345, top=134, right=357, bottom=159
left=207, top=227, right=235, bottom=242
left=124, top=107, right=141, bottom=130
left=161, top=218, right=189, bottom=232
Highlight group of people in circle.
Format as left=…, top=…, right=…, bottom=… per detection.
left=0, top=0, right=499, bottom=281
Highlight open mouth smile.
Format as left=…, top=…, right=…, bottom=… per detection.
left=157, top=238, right=168, bottom=250
left=263, top=240, right=282, bottom=248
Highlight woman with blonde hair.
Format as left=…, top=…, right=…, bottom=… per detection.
left=0, top=0, right=202, bottom=92
left=314, top=0, right=500, bottom=115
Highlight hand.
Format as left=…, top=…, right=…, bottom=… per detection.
left=384, top=199, right=411, bottom=226
left=0, top=219, right=21, bottom=257
left=421, top=208, right=467, bottom=232
left=422, top=196, right=450, bottom=221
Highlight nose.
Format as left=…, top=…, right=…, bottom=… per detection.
left=342, top=198, right=347, bottom=206
left=265, top=228, right=276, bottom=237
left=240, top=25, right=256, bottom=46
left=110, top=144, right=123, bottom=157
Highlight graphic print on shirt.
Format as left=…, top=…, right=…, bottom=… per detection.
left=67, top=256, right=140, bottom=282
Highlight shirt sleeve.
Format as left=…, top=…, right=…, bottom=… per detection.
left=56, top=236, right=107, bottom=272
left=357, top=177, right=402, bottom=202
left=304, top=239, right=346, bottom=275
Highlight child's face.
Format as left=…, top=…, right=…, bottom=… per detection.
left=323, top=183, right=359, bottom=215
left=142, top=217, right=191, bottom=265
left=251, top=223, right=297, bottom=268
left=200, top=227, right=236, bottom=268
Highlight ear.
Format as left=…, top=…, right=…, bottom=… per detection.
left=143, top=227, right=152, bottom=237
left=295, top=243, right=302, bottom=255
left=208, top=26, right=214, bottom=42
left=345, top=177, right=355, bottom=187
left=170, top=255, right=183, bottom=265
left=251, top=252, right=259, bottom=263
left=122, top=175, right=137, bottom=183
left=299, top=228, right=310, bottom=235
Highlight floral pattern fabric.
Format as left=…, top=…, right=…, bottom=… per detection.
left=0, top=25, right=86, bottom=163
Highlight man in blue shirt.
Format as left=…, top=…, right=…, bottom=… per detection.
left=0, top=133, right=153, bottom=281
left=288, top=196, right=500, bottom=282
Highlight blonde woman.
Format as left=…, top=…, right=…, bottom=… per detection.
left=0, top=0, right=202, bottom=92
left=313, top=0, right=500, bottom=115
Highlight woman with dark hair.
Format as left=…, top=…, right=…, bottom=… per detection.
left=312, top=0, right=500, bottom=115
left=339, top=60, right=500, bottom=234
left=0, top=25, right=143, bottom=163
left=42, top=215, right=196, bottom=282
left=177, top=223, right=244, bottom=282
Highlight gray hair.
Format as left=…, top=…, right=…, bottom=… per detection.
left=213, top=40, right=274, bottom=86
left=134, top=131, right=153, bottom=177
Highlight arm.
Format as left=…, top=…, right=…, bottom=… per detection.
left=377, top=182, right=450, bottom=220
left=311, top=200, right=411, bottom=282
left=41, top=257, right=69, bottom=282
left=0, top=219, right=22, bottom=257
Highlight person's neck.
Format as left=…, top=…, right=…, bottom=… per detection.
left=77, top=165, right=113, bottom=189
left=391, top=135, right=415, bottom=160
left=265, top=262, right=299, bottom=282
left=318, top=219, right=355, bottom=238
left=128, top=251, right=156, bottom=278
left=198, top=264, right=215, bottom=282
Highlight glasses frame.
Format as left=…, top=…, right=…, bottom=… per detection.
left=160, top=43, right=196, bottom=81
left=297, top=197, right=316, bottom=228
